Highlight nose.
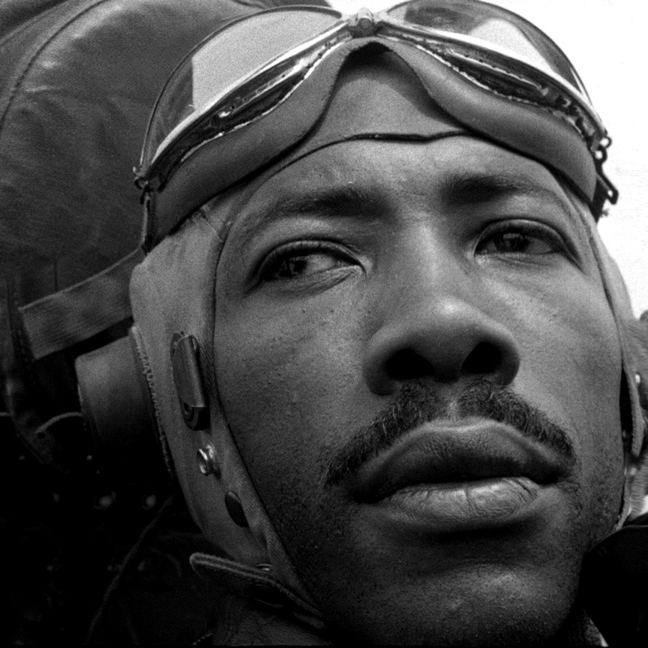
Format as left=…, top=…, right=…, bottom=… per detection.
left=363, top=243, right=521, bottom=395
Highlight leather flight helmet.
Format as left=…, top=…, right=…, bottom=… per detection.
left=0, top=0, right=293, bottom=484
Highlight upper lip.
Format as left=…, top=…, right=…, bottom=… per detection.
left=348, top=418, right=569, bottom=502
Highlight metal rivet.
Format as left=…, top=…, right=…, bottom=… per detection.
left=635, top=372, right=642, bottom=386
left=93, top=491, right=115, bottom=511
left=349, top=8, right=376, bottom=37
left=197, top=445, right=219, bottom=477
left=141, top=493, right=157, bottom=510
left=224, top=491, right=249, bottom=528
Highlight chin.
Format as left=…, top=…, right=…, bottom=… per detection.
left=322, top=566, right=581, bottom=647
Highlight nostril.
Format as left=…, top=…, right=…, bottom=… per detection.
left=463, top=342, right=502, bottom=376
left=385, top=343, right=504, bottom=382
left=365, top=309, right=521, bottom=393
left=385, top=349, right=433, bottom=381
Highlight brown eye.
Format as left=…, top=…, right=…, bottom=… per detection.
left=259, top=241, right=358, bottom=285
left=482, top=232, right=553, bottom=255
left=271, top=253, right=344, bottom=280
left=477, top=222, right=566, bottom=257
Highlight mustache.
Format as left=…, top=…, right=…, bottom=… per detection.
left=323, top=380, right=576, bottom=488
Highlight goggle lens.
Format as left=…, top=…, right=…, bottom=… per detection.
left=386, top=0, right=586, bottom=94
left=143, top=7, right=341, bottom=170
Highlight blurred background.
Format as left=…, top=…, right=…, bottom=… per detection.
left=333, top=0, right=648, bottom=315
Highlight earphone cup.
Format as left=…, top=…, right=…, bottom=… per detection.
left=75, top=328, right=169, bottom=484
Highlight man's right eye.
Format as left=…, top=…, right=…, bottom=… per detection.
left=268, top=252, right=346, bottom=280
left=258, top=241, right=357, bottom=284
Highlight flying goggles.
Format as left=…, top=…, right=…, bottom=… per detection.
left=137, top=0, right=617, bottom=248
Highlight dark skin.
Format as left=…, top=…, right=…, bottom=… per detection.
left=213, top=137, right=625, bottom=645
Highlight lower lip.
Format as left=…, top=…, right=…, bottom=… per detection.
left=371, top=477, right=543, bottom=534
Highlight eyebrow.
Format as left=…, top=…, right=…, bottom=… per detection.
left=234, top=169, right=575, bottom=247
left=440, top=171, right=574, bottom=214
left=236, top=184, right=381, bottom=248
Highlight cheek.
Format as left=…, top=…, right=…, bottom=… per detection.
left=503, top=277, right=625, bottom=532
left=214, top=288, right=368, bottom=493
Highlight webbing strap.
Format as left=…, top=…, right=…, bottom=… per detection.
left=20, top=248, right=144, bottom=360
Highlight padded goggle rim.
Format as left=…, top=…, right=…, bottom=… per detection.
left=139, top=2, right=603, bottom=187
left=142, top=38, right=595, bottom=250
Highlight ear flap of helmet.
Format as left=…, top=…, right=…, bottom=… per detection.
left=75, top=328, right=170, bottom=484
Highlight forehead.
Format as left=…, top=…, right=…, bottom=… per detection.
left=227, top=136, right=589, bottom=250
left=264, top=136, right=556, bottom=188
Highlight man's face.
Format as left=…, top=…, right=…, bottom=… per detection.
left=214, top=137, right=625, bottom=644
